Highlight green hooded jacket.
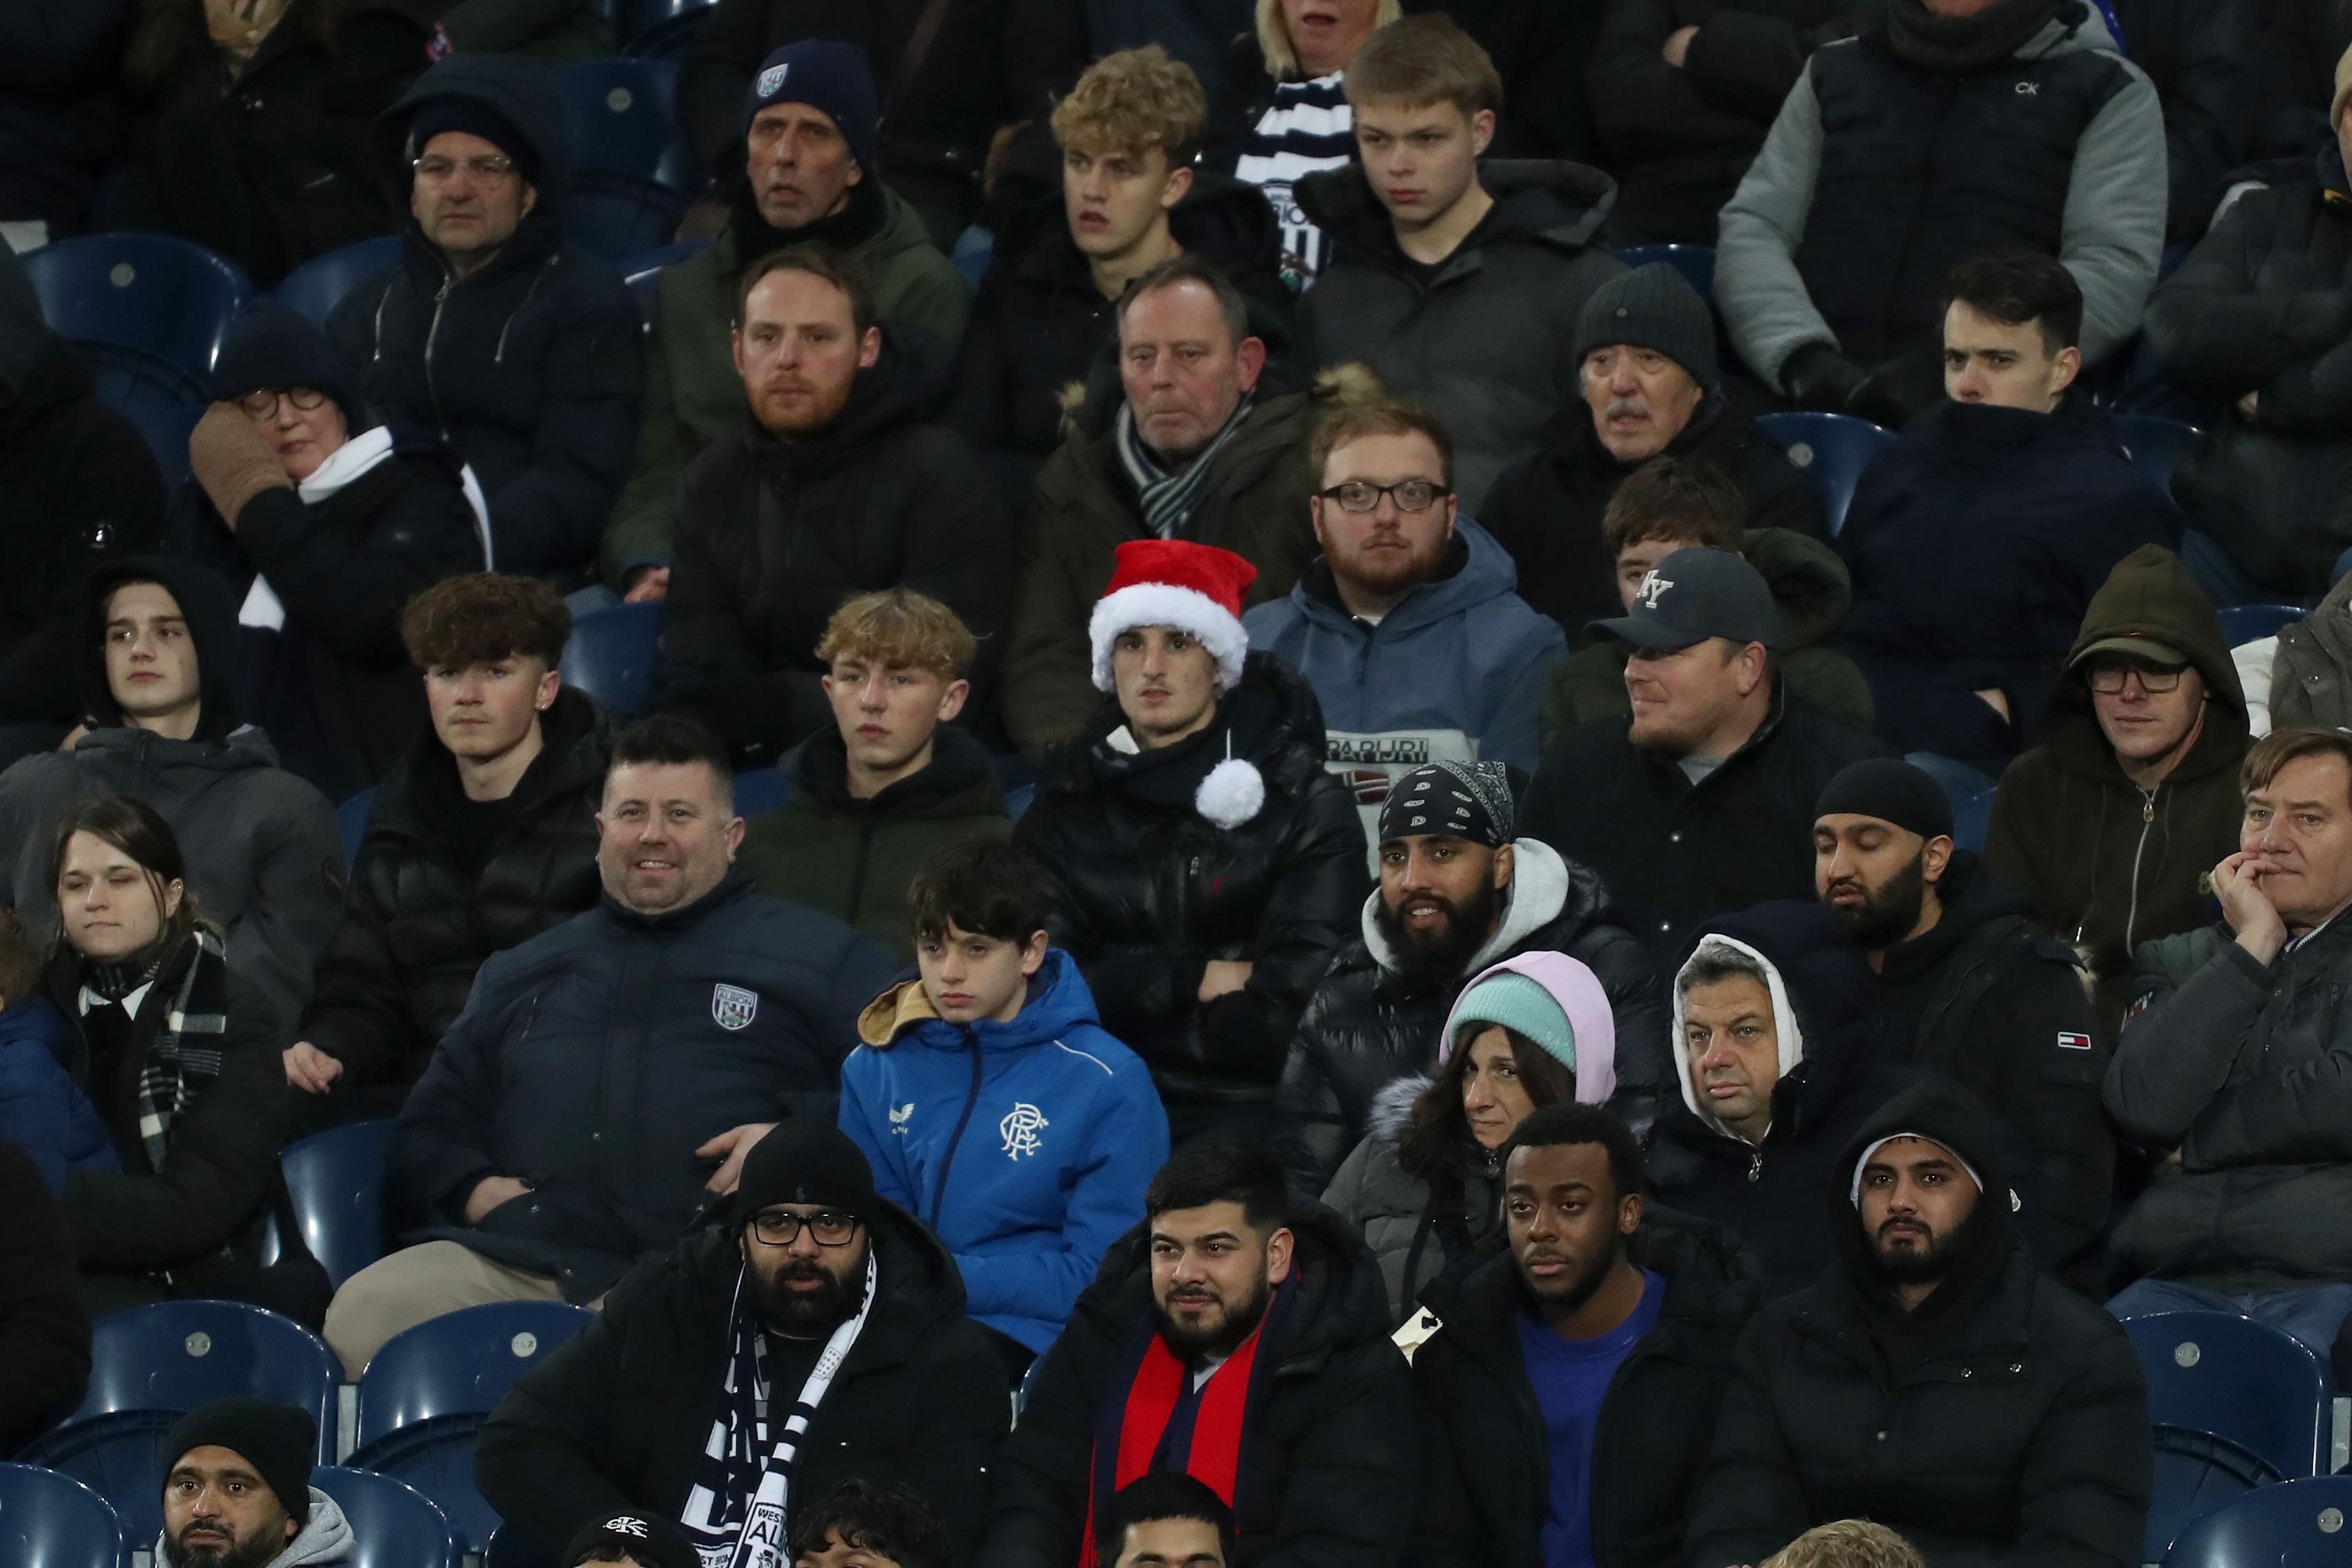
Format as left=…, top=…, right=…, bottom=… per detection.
left=2269, top=569, right=2352, bottom=730
left=1985, top=543, right=2247, bottom=1023
left=1537, top=525, right=1874, bottom=747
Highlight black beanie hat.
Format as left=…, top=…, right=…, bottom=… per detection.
left=209, top=302, right=361, bottom=421
left=164, top=1398, right=316, bottom=1527
left=734, top=1120, right=880, bottom=1229
left=1814, top=758, right=1954, bottom=843
left=1573, top=261, right=1720, bottom=391
left=405, top=93, right=542, bottom=187
left=562, top=1510, right=702, bottom=1568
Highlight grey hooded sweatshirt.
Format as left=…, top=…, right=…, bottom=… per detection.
left=156, top=1486, right=354, bottom=1567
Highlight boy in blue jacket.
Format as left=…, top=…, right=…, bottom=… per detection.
left=0, top=908, right=116, bottom=1190
left=842, top=837, right=1169, bottom=1367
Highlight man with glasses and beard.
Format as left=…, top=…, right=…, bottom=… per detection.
left=1812, top=759, right=2111, bottom=1285
left=476, top=1123, right=1009, bottom=1561
left=1687, top=1080, right=2151, bottom=1568
left=1407, top=1104, right=1759, bottom=1568
left=1273, top=759, right=1664, bottom=1197
left=976, top=1142, right=1413, bottom=1568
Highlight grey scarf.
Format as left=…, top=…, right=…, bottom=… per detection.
left=1114, top=392, right=1256, bottom=539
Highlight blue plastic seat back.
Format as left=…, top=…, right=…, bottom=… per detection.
left=619, top=0, right=718, bottom=58
left=281, top=1119, right=396, bottom=1289
left=70, top=1301, right=340, bottom=1449
left=1007, top=783, right=1036, bottom=821
left=1752, top=411, right=1895, bottom=535
left=1611, top=242, right=1716, bottom=300
left=273, top=236, right=404, bottom=327
left=2166, top=1472, right=2352, bottom=1567
left=2111, top=412, right=2201, bottom=498
left=1952, top=786, right=1998, bottom=852
left=620, top=237, right=712, bottom=327
left=2124, top=1312, right=2330, bottom=1480
left=2217, top=604, right=2305, bottom=646
left=23, top=234, right=251, bottom=383
left=2146, top=1425, right=2283, bottom=1564
left=567, top=170, right=693, bottom=262
left=0, top=1461, right=129, bottom=1568
left=313, top=1466, right=460, bottom=1568
left=347, top=1413, right=500, bottom=1555
left=337, top=786, right=377, bottom=868
left=734, top=766, right=791, bottom=819
left=122, top=401, right=202, bottom=503
left=355, top=1301, right=594, bottom=1450
left=560, top=600, right=666, bottom=718
left=16, top=1407, right=180, bottom=1549
left=557, top=58, right=696, bottom=190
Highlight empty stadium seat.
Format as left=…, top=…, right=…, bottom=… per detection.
left=557, top=58, right=697, bottom=192
left=274, top=236, right=404, bottom=327
left=2125, top=1312, right=2331, bottom=1480
left=1611, top=242, right=1716, bottom=300
left=560, top=600, right=664, bottom=717
left=2165, top=1472, right=2352, bottom=1567
left=23, top=234, right=252, bottom=407
left=2110, top=413, right=2200, bottom=500
left=619, top=0, right=718, bottom=58
left=1752, top=411, right=1895, bottom=535
left=51, top=1301, right=340, bottom=1455
left=1952, top=785, right=1997, bottom=852
left=313, top=1465, right=461, bottom=1568
left=2147, top=1426, right=2285, bottom=1565
left=0, top=1461, right=128, bottom=1568
left=1904, top=751, right=1999, bottom=813
left=2217, top=604, right=2305, bottom=645
left=17, top=1407, right=181, bottom=1547
left=567, top=170, right=694, bottom=263
left=734, top=766, right=790, bottom=818
left=281, top=1119, right=397, bottom=1289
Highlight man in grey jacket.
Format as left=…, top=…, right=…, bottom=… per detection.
left=2106, top=725, right=2352, bottom=1358
left=1715, top=0, right=2166, bottom=428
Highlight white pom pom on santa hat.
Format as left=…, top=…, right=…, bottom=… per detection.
left=1196, top=753, right=1266, bottom=830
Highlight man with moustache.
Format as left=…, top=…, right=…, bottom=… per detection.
left=1686, top=1080, right=2151, bottom=1568
left=1811, top=758, right=2111, bottom=1279
left=156, top=1399, right=353, bottom=1568
left=1273, top=760, right=1664, bottom=1197
left=975, top=1142, right=1414, bottom=1568
left=477, top=1123, right=1011, bottom=1561
left=1407, top=1104, right=1759, bottom=1568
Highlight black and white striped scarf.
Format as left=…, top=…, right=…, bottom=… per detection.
left=82, top=929, right=229, bottom=1169
left=1114, top=392, right=1255, bottom=539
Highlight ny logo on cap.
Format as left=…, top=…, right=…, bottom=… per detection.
left=757, top=63, right=789, bottom=98
left=1636, top=572, right=1675, bottom=609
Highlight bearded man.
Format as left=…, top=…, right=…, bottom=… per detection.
left=1272, top=760, right=1666, bottom=1197
left=1812, top=758, right=2111, bottom=1283
left=974, top=1142, right=1414, bottom=1568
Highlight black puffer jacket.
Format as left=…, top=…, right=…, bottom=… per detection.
left=297, top=688, right=608, bottom=1090
left=329, top=57, right=645, bottom=579
left=976, top=1202, right=1415, bottom=1568
left=2110, top=0, right=2264, bottom=240
left=1273, top=841, right=1667, bottom=1197
left=1480, top=391, right=1827, bottom=639
left=2146, top=148, right=2352, bottom=595
left=476, top=1207, right=1009, bottom=1558
left=1687, top=1079, right=2151, bottom=1568
left=1013, top=653, right=1365, bottom=1112
left=657, top=338, right=1017, bottom=769
left=0, top=1135, right=91, bottom=1450
left=1409, top=1208, right=1761, bottom=1568
left=0, top=0, right=135, bottom=235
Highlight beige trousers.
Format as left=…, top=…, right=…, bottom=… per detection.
left=323, top=1240, right=573, bottom=1380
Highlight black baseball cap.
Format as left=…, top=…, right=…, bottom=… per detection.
left=1585, top=546, right=1780, bottom=651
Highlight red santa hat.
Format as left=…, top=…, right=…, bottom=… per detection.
left=1088, top=538, right=1257, bottom=694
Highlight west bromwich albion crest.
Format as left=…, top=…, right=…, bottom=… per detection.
left=756, top=63, right=789, bottom=98
left=712, top=983, right=759, bottom=1030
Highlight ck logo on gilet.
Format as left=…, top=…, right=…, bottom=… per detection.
left=712, top=984, right=758, bottom=1030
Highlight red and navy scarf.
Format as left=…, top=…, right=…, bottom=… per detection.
left=1079, top=1280, right=1295, bottom=1568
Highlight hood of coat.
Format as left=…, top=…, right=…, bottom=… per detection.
left=1872, top=850, right=2035, bottom=985
left=1745, top=527, right=1853, bottom=653
left=399, top=681, right=608, bottom=828
left=1086, top=1196, right=1396, bottom=1358
left=2041, top=542, right=2248, bottom=787
left=998, top=164, right=1286, bottom=291
left=1360, top=837, right=1613, bottom=984
left=1282, top=519, right=1527, bottom=639
left=151, top=1487, right=354, bottom=1568
left=740, top=332, right=951, bottom=480
left=375, top=55, right=572, bottom=273
left=1829, top=1076, right=2019, bottom=1329
left=1425, top=1200, right=1760, bottom=1343
left=857, top=947, right=1103, bottom=1054
left=76, top=553, right=243, bottom=744
left=2285, top=566, right=2352, bottom=681
left=1295, top=158, right=1618, bottom=266
left=1058, top=648, right=1332, bottom=810
left=1667, top=901, right=1878, bottom=1138
left=784, top=722, right=1007, bottom=822
left=1438, top=950, right=1620, bottom=1105
left=682, top=1190, right=974, bottom=1333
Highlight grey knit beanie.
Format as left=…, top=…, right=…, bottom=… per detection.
left=1573, top=262, right=1719, bottom=390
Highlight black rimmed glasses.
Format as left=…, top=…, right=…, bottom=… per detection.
left=748, top=1208, right=860, bottom=1248
left=237, top=387, right=329, bottom=419
left=2085, top=664, right=2186, bottom=696
left=1316, top=480, right=1451, bottom=514
left=412, top=153, right=518, bottom=181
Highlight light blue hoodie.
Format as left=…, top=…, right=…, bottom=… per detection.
left=840, top=949, right=1169, bottom=1352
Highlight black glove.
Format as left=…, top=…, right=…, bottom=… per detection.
left=1849, top=344, right=1948, bottom=430
left=1780, top=340, right=1869, bottom=411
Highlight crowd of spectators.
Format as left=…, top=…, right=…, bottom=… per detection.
left=10, top=1, right=2352, bottom=1566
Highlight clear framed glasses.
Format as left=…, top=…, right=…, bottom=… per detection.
left=237, top=386, right=329, bottom=419
left=2085, top=664, right=2186, bottom=696
left=1317, top=480, right=1451, bottom=514
left=748, top=1208, right=860, bottom=1248
left=413, top=153, right=518, bottom=181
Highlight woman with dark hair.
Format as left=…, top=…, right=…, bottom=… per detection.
left=39, top=794, right=323, bottom=1320
left=1322, top=952, right=1620, bottom=1325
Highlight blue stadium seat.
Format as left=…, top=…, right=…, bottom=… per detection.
left=2165, top=1473, right=2352, bottom=1566
left=734, top=766, right=790, bottom=819
left=486, top=1523, right=563, bottom=1568
left=1904, top=752, right=1999, bottom=813
left=560, top=600, right=665, bottom=717
left=281, top=1119, right=396, bottom=1290
left=567, top=170, right=694, bottom=262
left=2124, top=1312, right=2332, bottom=1480
left=557, top=58, right=698, bottom=192
left=620, top=238, right=712, bottom=326
left=2217, top=604, right=2305, bottom=646
left=313, top=1466, right=460, bottom=1568
left=48, top=1301, right=340, bottom=1453
left=273, top=236, right=404, bottom=327
left=2111, top=413, right=2201, bottom=499
left=338, top=786, right=376, bottom=868
left=1952, top=786, right=1997, bottom=852
left=17, top=1407, right=181, bottom=1547
left=952, top=224, right=995, bottom=292
left=0, top=1461, right=128, bottom=1568
left=1752, top=411, right=1895, bottom=535
left=1612, top=242, right=1715, bottom=300
left=2147, top=1426, right=2284, bottom=1565
left=1007, top=782, right=1035, bottom=821
left=619, top=0, right=718, bottom=58
left=124, top=401, right=201, bottom=503
left=23, top=234, right=252, bottom=406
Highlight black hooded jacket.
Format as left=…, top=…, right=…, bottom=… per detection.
left=1409, top=1207, right=1761, bottom=1568
left=0, top=246, right=166, bottom=731
left=1865, top=851, right=2111, bottom=1281
left=657, top=338, right=1018, bottom=769
left=1012, top=653, right=1367, bottom=1110
left=328, top=56, right=645, bottom=579
left=1645, top=903, right=1917, bottom=1302
left=975, top=1202, right=1416, bottom=1568
left=1687, top=1079, right=2151, bottom=1568
left=298, top=687, right=611, bottom=1090
left=476, top=1206, right=1011, bottom=1558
